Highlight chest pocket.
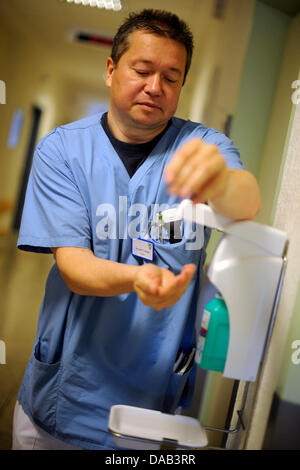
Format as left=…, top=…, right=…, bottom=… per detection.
left=152, top=238, right=201, bottom=275
left=148, top=217, right=204, bottom=274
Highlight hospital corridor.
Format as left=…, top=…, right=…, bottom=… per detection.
left=0, top=0, right=300, bottom=451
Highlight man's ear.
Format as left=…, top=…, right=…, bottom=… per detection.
left=105, top=57, right=115, bottom=88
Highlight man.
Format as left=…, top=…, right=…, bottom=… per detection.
left=13, top=9, right=261, bottom=450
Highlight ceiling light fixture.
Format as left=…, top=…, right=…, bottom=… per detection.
left=64, top=0, right=122, bottom=11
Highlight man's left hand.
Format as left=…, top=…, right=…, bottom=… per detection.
left=164, top=138, right=262, bottom=220
left=164, top=138, right=230, bottom=204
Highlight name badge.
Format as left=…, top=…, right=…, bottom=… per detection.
left=132, top=238, right=154, bottom=262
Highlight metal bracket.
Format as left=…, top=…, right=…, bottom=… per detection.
left=203, top=381, right=250, bottom=436
left=201, top=252, right=288, bottom=448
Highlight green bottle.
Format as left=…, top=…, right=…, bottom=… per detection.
left=195, top=293, right=229, bottom=372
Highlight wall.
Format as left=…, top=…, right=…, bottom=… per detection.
left=245, top=71, right=300, bottom=450
left=260, top=12, right=300, bottom=225
left=277, top=274, right=300, bottom=405
left=244, top=11, right=300, bottom=449
left=267, top=12, right=300, bottom=416
left=230, top=1, right=290, bottom=177
left=263, top=279, right=300, bottom=449
left=226, top=9, right=300, bottom=448
left=190, top=0, right=255, bottom=133
left=0, top=21, right=68, bottom=234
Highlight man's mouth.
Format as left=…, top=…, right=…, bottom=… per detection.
left=137, top=102, right=161, bottom=110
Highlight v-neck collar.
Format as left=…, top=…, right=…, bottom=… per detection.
left=96, top=115, right=178, bottom=191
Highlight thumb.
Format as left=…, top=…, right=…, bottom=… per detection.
left=176, top=264, right=197, bottom=287
left=137, top=263, right=162, bottom=295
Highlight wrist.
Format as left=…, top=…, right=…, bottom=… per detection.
left=209, top=169, right=261, bottom=220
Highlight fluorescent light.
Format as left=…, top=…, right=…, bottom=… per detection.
left=64, top=0, right=122, bottom=10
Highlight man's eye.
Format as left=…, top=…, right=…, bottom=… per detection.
left=165, top=78, right=177, bottom=83
left=136, top=70, right=148, bottom=76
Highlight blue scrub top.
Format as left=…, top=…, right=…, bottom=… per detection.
left=17, top=113, right=244, bottom=449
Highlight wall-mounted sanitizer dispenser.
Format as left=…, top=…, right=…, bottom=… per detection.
left=108, top=202, right=288, bottom=449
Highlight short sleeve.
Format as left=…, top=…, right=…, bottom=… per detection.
left=202, top=128, right=244, bottom=170
left=17, top=130, right=91, bottom=254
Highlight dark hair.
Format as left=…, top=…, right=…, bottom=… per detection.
left=111, top=9, right=194, bottom=84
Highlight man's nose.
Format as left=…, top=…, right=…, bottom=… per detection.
left=144, top=73, right=162, bottom=96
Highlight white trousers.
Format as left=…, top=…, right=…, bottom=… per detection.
left=12, top=401, right=83, bottom=450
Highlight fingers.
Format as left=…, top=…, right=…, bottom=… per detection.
left=164, top=138, right=229, bottom=202
left=164, top=139, right=205, bottom=186
left=179, top=152, right=226, bottom=199
left=158, top=264, right=196, bottom=295
left=134, top=263, right=161, bottom=296
left=154, top=265, right=196, bottom=311
left=190, top=166, right=229, bottom=204
left=134, top=264, right=196, bottom=310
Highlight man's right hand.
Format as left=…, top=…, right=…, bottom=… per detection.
left=134, top=263, right=196, bottom=311
left=52, top=247, right=196, bottom=308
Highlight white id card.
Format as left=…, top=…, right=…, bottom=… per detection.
left=131, top=238, right=154, bottom=261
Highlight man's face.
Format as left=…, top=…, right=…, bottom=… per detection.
left=105, top=30, right=187, bottom=135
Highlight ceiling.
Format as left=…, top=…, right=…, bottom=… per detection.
left=0, top=0, right=204, bottom=92
left=1, top=0, right=299, bottom=100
